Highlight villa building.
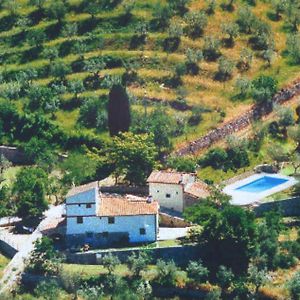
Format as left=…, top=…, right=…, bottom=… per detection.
left=65, top=181, right=159, bottom=247
left=147, top=170, right=210, bottom=212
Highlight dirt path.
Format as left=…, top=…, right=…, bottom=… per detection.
left=173, top=79, right=300, bottom=157
left=0, top=205, right=64, bottom=296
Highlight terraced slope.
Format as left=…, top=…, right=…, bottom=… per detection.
left=0, top=0, right=298, bottom=149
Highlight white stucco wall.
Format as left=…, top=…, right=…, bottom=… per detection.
left=149, top=183, right=184, bottom=212
left=66, top=214, right=157, bottom=243
left=66, top=188, right=99, bottom=217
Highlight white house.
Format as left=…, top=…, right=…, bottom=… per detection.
left=147, top=170, right=210, bottom=212
left=65, top=181, right=159, bottom=247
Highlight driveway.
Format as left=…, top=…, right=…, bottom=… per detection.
left=158, top=227, right=190, bottom=241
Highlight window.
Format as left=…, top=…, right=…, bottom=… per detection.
left=86, top=232, right=93, bottom=238
left=77, top=216, right=83, bottom=224
left=86, top=203, right=92, bottom=208
left=166, top=193, right=171, bottom=198
left=103, top=232, right=109, bottom=238
left=108, top=217, right=115, bottom=224
left=140, top=228, right=146, bottom=235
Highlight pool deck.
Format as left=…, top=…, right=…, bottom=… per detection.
left=223, top=173, right=298, bottom=206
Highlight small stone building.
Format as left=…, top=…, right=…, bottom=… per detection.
left=65, top=181, right=159, bottom=248
left=147, top=170, right=210, bottom=213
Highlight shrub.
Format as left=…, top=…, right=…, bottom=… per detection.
left=167, top=156, right=196, bottom=172
left=186, top=260, right=209, bottom=285
left=168, top=0, right=190, bottom=16
left=102, top=253, right=120, bottom=274
left=288, top=271, right=300, bottom=300
left=34, top=280, right=60, bottom=300
left=235, top=77, right=252, bottom=99
left=252, top=75, right=278, bottom=107
left=200, top=147, right=228, bottom=169
left=205, top=0, right=217, bottom=15
left=286, top=33, right=300, bottom=64
left=155, top=259, right=179, bottom=287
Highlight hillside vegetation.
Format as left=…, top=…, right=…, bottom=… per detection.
left=0, top=0, right=299, bottom=147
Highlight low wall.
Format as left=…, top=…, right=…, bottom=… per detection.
left=100, top=185, right=148, bottom=196
left=254, top=197, right=300, bottom=217
left=159, top=212, right=191, bottom=228
left=0, top=239, right=17, bottom=258
left=66, top=245, right=200, bottom=266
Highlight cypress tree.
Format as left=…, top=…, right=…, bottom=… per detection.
left=108, top=84, right=131, bottom=136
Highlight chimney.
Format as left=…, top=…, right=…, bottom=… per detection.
left=147, top=195, right=153, bottom=203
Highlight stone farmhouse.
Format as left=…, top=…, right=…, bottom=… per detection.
left=147, top=170, right=210, bottom=212
left=65, top=181, right=159, bottom=247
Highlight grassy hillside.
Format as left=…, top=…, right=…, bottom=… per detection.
left=0, top=0, right=298, bottom=151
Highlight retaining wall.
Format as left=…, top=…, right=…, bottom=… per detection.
left=66, top=245, right=200, bottom=266
left=0, top=239, right=18, bottom=258
left=175, top=79, right=300, bottom=156
left=254, top=197, right=300, bottom=217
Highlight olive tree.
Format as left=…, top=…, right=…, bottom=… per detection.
left=184, top=10, right=208, bottom=38
left=203, top=36, right=221, bottom=61
left=286, top=33, right=300, bottom=64
left=221, top=22, right=239, bottom=47
left=216, top=56, right=235, bottom=81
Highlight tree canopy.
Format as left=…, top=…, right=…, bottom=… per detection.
left=13, top=167, right=49, bottom=225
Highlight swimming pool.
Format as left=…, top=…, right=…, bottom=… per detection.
left=235, top=176, right=288, bottom=193
left=223, top=173, right=297, bottom=206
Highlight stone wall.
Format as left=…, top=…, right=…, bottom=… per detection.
left=175, top=79, right=300, bottom=156
left=0, top=146, right=28, bottom=164
left=253, top=197, right=300, bottom=217
left=159, top=212, right=191, bottom=228
left=66, top=245, right=200, bottom=266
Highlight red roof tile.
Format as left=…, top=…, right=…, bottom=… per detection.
left=147, top=170, right=194, bottom=184
left=184, top=181, right=210, bottom=198
left=97, top=196, right=159, bottom=217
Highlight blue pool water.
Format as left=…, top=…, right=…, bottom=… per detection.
left=235, top=176, right=288, bottom=193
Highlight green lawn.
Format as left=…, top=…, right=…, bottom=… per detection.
left=1, top=166, right=22, bottom=188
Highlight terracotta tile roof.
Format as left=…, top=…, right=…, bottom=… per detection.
left=97, top=196, right=159, bottom=217
left=147, top=170, right=194, bottom=184
left=184, top=181, right=210, bottom=199
left=66, top=181, right=99, bottom=198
